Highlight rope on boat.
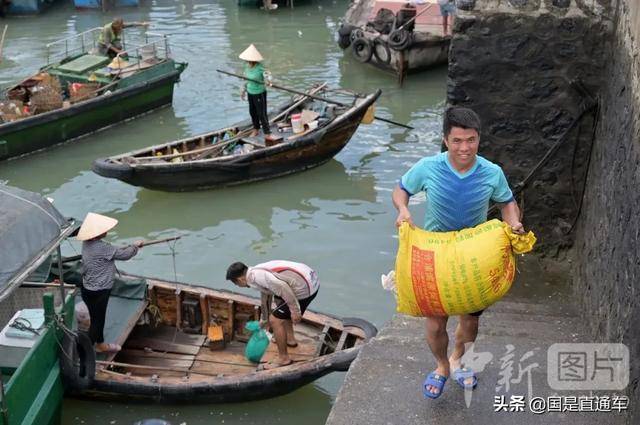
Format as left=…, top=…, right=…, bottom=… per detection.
left=8, top=317, right=40, bottom=336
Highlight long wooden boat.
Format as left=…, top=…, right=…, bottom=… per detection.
left=0, top=185, right=79, bottom=425
left=338, top=0, right=449, bottom=83
left=92, top=86, right=381, bottom=191
left=54, top=265, right=377, bottom=403
left=0, top=29, right=187, bottom=161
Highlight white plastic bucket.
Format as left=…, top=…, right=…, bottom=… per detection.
left=291, top=113, right=304, bottom=134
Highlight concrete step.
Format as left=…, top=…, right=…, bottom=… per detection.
left=327, top=298, right=627, bottom=425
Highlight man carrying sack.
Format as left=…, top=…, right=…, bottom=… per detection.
left=392, top=107, right=525, bottom=399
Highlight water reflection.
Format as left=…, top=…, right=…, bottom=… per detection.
left=114, top=160, right=376, bottom=239
left=63, top=381, right=333, bottom=425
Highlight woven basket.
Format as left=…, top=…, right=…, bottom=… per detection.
left=69, top=82, right=101, bottom=104
left=30, top=74, right=63, bottom=113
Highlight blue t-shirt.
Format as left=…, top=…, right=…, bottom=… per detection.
left=400, top=152, right=514, bottom=231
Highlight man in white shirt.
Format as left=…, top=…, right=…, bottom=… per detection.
left=226, top=260, right=320, bottom=368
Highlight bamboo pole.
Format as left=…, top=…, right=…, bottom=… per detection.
left=0, top=25, right=8, bottom=64
left=216, top=69, right=413, bottom=130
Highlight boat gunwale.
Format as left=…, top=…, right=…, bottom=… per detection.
left=0, top=59, right=183, bottom=135
left=102, top=90, right=381, bottom=168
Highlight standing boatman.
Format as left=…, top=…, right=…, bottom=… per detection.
left=238, top=44, right=276, bottom=141
left=97, top=18, right=150, bottom=58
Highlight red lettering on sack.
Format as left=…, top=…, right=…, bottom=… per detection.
left=411, top=247, right=445, bottom=316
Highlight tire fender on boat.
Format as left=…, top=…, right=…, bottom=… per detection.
left=388, top=29, right=412, bottom=51
left=341, top=317, right=378, bottom=340
left=337, top=23, right=357, bottom=49
left=351, top=38, right=373, bottom=63
left=372, top=38, right=392, bottom=64
left=59, top=330, right=96, bottom=392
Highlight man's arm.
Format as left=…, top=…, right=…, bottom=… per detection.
left=123, top=21, right=150, bottom=28
left=263, top=274, right=302, bottom=322
left=392, top=185, right=415, bottom=227
left=498, top=200, right=524, bottom=234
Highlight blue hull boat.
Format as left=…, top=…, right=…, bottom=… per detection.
left=6, top=0, right=58, bottom=14
left=73, top=0, right=139, bottom=8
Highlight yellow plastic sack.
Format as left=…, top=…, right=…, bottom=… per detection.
left=395, top=219, right=536, bottom=317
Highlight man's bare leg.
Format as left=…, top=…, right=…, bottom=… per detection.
left=265, top=315, right=292, bottom=368
left=449, top=314, right=479, bottom=386
left=442, top=16, right=448, bottom=36
left=424, top=315, right=450, bottom=395
left=284, top=320, right=298, bottom=346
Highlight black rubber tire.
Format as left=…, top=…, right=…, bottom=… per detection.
left=351, top=38, right=373, bottom=63
left=338, top=23, right=356, bottom=37
left=59, top=331, right=96, bottom=392
left=338, top=34, right=351, bottom=49
left=372, top=38, right=392, bottom=64
left=342, top=317, right=378, bottom=340
left=388, top=29, right=412, bottom=51
left=349, top=28, right=365, bottom=44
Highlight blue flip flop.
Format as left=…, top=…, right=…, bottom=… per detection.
left=453, top=367, right=478, bottom=390
left=423, top=372, right=447, bottom=399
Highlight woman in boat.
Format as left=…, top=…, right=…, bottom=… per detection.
left=226, top=260, right=320, bottom=369
left=77, top=212, right=143, bottom=353
left=97, top=18, right=150, bottom=58
left=239, top=44, right=275, bottom=140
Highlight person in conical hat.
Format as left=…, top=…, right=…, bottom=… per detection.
left=78, top=212, right=144, bottom=353
left=239, top=44, right=275, bottom=140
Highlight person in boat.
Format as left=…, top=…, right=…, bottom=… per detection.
left=77, top=212, right=143, bottom=353
left=226, top=260, right=320, bottom=369
left=437, top=0, right=456, bottom=36
left=392, top=107, right=524, bottom=399
left=238, top=44, right=276, bottom=141
left=97, top=18, right=150, bottom=58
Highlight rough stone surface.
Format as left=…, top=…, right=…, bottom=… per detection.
left=573, top=1, right=640, bottom=424
left=447, top=1, right=611, bottom=254
left=327, top=284, right=628, bottom=424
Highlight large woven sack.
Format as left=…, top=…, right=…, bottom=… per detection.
left=395, top=219, right=536, bottom=317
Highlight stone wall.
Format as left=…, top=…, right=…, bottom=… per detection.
left=447, top=0, right=611, bottom=253
left=573, top=0, right=640, bottom=422
left=448, top=1, right=638, bottom=422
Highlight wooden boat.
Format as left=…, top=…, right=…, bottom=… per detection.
left=0, top=185, right=79, bottom=425
left=338, top=0, right=449, bottom=83
left=92, top=86, right=381, bottom=191
left=0, top=29, right=186, bottom=161
left=55, top=266, right=377, bottom=403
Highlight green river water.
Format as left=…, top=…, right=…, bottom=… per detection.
left=1, top=1, right=449, bottom=423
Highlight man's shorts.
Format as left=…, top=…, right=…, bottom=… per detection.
left=439, top=2, right=456, bottom=17
left=272, top=291, right=318, bottom=320
left=469, top=309, right=484, bottom=317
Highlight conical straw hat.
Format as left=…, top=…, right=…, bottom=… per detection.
left=76, top=213, right=118, bottom=241
left=239, top=44, right=264, bottom=62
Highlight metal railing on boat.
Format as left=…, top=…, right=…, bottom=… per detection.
left=114, top=34, right=172, bottom=74
left=45, top=27, right=103, bottom=65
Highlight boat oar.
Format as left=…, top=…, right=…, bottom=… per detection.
left=137, top=235, right=181, bottom=247
left=216, top=69, right=414, bottom=130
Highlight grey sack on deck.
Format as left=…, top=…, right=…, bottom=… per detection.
left=0, top=184, right=69, bottom=298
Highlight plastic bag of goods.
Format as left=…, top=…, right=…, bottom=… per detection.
left=75, top=301, right=91, bottom=332
left=395, top=219, right=536, bottom=317
left=244, top=321, right=270, bottom=363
